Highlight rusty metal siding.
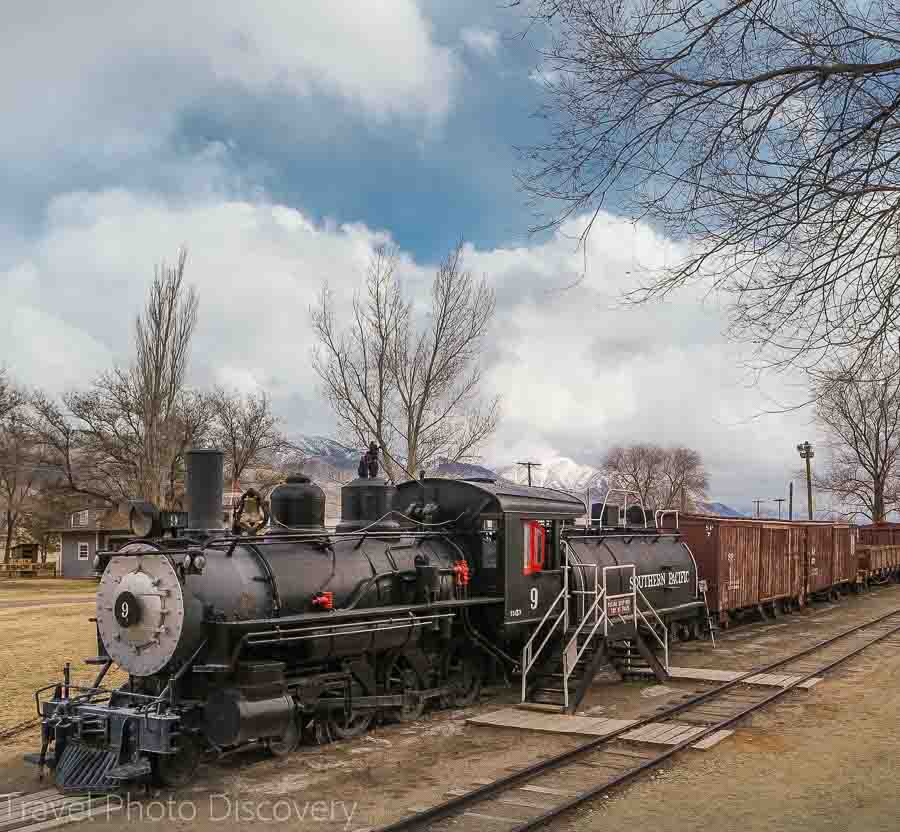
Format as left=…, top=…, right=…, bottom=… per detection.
left=717, top=522, right=761, bottom=612
left=678, top=515, right=720, bottom=605
left=803, top=524, right=835, bottom=592
left=788, top=526, right=805, bottom=599
left=759, top=524, right=795, bottom=601
left=832, top=525, right=854, bottom=583
left=858, top=523, right=900, bottom=546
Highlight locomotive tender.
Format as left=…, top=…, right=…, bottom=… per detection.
left=31, top=448, right=706, bottom=793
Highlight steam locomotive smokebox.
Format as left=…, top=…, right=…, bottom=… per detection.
left=270, top=474, right=326, bottom=533
left=336, top=477, right=400, bottom=533
left=186, top=449, right=224, bottom=532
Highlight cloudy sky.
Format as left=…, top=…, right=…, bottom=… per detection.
left=1, top=2, right=822, bottom=513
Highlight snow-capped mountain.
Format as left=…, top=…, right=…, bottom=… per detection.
left=430, top=460, right=499, bottom=480
left=294, top=435, right=360, bottom=470
left=496, top=457, right=608, bottom=496
left=293, top=437, right=745, bottom=518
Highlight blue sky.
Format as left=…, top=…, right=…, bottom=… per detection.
left=0, top=2, right=824, bottom=512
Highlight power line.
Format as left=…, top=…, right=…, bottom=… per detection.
left=516, top=461, right=542, bottom=487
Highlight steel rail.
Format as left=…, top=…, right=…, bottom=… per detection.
left=376, top=607, right=900, bottom=832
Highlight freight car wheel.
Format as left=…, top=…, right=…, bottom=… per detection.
left=153, top=736, right=201, bottom=788
left=383, top=655, right=425, bottom=722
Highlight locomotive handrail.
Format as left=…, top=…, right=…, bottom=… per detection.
left=597, top=488, right=648, bottom=529
left=655, top=509, right=679, bottom=530
left=634, top=585, right=669, bottom=671
left=520, top=586, right=568, bottom=704
left=521, top=544, right=571, bottom=704
left=561, top=587, right=608, bottom=702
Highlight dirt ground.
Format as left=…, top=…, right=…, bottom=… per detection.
left=2, top=585, right=900, bottom=831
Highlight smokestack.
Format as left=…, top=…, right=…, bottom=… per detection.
left=186, top=449, right=224, bottom=532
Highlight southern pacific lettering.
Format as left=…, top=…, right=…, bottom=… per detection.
left=629, top=570, right=690, bottom=590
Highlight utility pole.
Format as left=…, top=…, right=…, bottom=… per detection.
left=752, top=499, right=766, bottom=517
left=772, top=498, right=786, bottom=520
left=516, top=461, right=542, bottom=487
left=788, top=482, right=793, bottom=521
left=797, top=441, right=815, bottom=520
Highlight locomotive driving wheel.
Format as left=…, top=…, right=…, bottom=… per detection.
left=441, top=646, right=482, bottom=708
left=314, top=702, right=373, bottom=744
left=313, top=673, right=374, bottom=744
left=382, top=654, right=425, bottom=722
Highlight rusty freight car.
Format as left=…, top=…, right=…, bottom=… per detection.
left=759, top=522, right=804, bottom=607
left=857, top=523, right=900, bottom=579
left=679, top=515, right=769, bottom=625
left=679, top=515, right=859, bottom=624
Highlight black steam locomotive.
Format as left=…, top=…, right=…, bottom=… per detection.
left=31, top=448, right=705, bottom=792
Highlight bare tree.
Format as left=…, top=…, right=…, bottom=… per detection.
left=603, top=444, right=707, bottom=510
left=313, top=242, right=500, bottom=479
left=0, top=404, right=48, bottom=561
left=658, top=447, right=709, bottom=511
left=312, top=245, right=405, bottom=479
left=391, top=243, right=501, bottom=475
left=603, top=444, right=666, bottom=509
left=210, top=388, right=294, bottom=489
left=30, top=248, right=206, bottom=508
left=0, top=370, right=24, bottom=421
left=518, top=0, right=900, bottom=370
left=813, top=352, right=900, bottom=521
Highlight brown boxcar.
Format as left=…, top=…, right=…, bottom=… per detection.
left=857, top=523, right=900, bottom=576
left=858, top=522, right=900, bottom=546
left=679, top=515, right=762, bottom=623
left=758, top=522, right=803, bottom=603
left=831, top=524, right=856, bottom=585
left=679, top=515, right=859, bottom=620
left=801, top=522, right=836, bottom=594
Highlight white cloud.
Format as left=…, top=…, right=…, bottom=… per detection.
left=0, top=191, right=816, bottom=511
left=1, top=2, right=459, bottom=178
left=460, top=26, right=500, bottom=58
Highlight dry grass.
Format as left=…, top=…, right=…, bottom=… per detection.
left=0, top=578, right=98, bottom=603
left=0, top=595, right=127, bottom=764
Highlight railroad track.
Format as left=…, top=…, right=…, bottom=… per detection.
left=0, top=789, right=121, bottom=832
left=376, top=608, right=900, bottom=832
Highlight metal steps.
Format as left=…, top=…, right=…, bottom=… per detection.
left=521, top=552, right=670, bottom=713
left=526, top=629, right=620, bottom=711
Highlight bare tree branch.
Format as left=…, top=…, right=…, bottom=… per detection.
left=312, top=242, right=501, bottom=478
left=518, top=0, right=900, bottom=370
left=812, top=347, right=900, bottom=520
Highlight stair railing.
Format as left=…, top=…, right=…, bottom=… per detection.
left=561, top=584, right=607, bottom=707
left=520, top=551, right=569, bottom=704
left=634, top=585, right=669, bottom=672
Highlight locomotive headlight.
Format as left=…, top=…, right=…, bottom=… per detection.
left=192, top=554, right=206, bottom=572
left=129, top=502, right=160, bottom=538
left=182, top=553, right=193, bottom=570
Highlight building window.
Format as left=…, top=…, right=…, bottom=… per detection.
left=77, top=542, right=90, bottom=561
left=72, top=510, right=89, bottom=528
